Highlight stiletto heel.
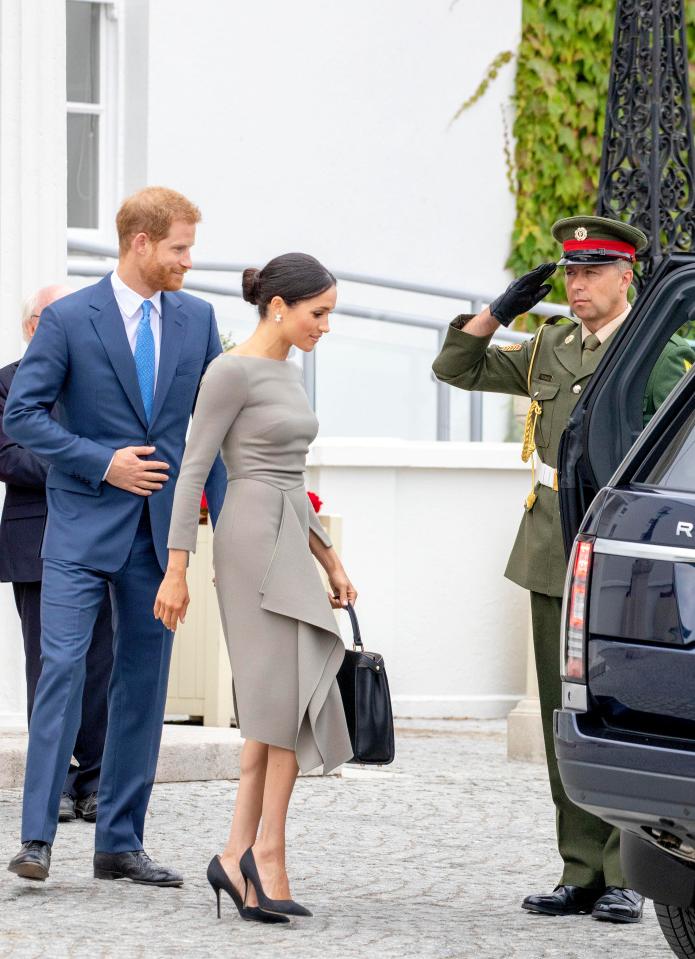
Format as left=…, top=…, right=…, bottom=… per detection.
left=207, top=855, right=290, bottom=925
left=239, top=847, right=313, bottom=918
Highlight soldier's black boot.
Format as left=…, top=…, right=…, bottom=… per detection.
left=522, top=884, right=602, bottom=916
left=591, top=887, right=643, bottom=923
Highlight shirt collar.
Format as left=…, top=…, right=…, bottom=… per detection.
left=111, top=271, right=162, bottom=319
left=581, top=303, right=631, bottom=344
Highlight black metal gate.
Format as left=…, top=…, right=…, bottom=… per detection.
left=597, top=0, right=695, bottom=287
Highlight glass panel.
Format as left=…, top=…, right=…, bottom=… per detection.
left=644, top=402, right=695, bottom=492
left=66, top=1, right=100, bottom=104
left=643, top=317, right=695, bottom=426
left=67, top=113, right=99, bottom=228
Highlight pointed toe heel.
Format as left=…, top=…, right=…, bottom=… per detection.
left=206, top=855, right=289, bottom=925
left=239, top=847, right=313, bottom=918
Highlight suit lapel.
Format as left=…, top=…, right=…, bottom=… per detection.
left=553, top=322, right=582, bottom=377
left=149, top=292, right=186, bottom=427
left=89, top=275, right=148, bottom=429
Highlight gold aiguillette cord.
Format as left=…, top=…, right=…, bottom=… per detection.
left=521, top=324, right=547, bottom=511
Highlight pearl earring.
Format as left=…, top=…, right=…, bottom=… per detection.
left=274, top=313, right=282, bottom=323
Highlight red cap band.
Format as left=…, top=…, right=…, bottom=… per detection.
left=563, top=238, right=636, bottom=260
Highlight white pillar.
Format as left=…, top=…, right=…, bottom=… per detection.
left=507, top=603, right=545, bottom=762
left=0, top=0, right=67, bottom=726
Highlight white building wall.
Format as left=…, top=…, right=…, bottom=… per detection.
left=307, top=440, right=531, bottom=717
left=142, top=0, right=521, bottom=443
left=146, top=0, right=519, bottom=289
left=0, top=0, right=67, bottom=726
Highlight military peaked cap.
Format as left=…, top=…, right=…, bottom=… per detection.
left=551, top=215, right=648, bottom=265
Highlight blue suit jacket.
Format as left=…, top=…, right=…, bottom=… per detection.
left=3, top=274, right=227, bottom=573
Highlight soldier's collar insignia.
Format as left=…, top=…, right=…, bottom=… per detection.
left=574, top=226, right=588, bottom=241
left=564, top=333, right=575, bottom=344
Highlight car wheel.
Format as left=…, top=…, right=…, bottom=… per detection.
left=656, top=902, right=695, bottom=958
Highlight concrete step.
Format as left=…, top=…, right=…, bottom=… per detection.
left=0, top=725, right=245, bottom=788
left=0, top=724, right=340, bottom=789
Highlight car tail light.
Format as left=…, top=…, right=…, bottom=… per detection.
left=562, top=538, right=594, bottom=682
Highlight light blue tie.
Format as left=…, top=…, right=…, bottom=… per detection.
left=134, top=300, right=155, bottom=421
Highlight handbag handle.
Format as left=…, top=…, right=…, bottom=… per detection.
left=343, top=602, right=364, bottom=650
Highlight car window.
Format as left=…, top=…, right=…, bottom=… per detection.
left=581, top=262, right=695, bottom=490
left=643, top=318, right=695, bottom=426
left=642, top=405, right=695, bottom=492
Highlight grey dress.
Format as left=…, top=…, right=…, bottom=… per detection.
left=167, top=354, right=352, bottom=774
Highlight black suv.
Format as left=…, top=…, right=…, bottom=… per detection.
left=555, top=255, right=695, bottom=957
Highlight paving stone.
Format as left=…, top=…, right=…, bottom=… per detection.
left=0, top=720, right=671, bottom=959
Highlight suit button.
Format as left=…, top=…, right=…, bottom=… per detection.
left=572, top=384, right=581, bottom=394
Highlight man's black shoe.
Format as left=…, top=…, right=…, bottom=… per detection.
left=75, top=793, right=98, bottom=822
left=93, top=850, right=183, bottom=887
left=8, top=841, right=51, bottom=881
left=59, top=793, right=76, bottom=822
left=592, top=887, right=644, bottom=923
left=522, top=884, right=602, bottom=916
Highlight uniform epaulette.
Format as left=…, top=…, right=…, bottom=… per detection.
left=539, top=314, right=573, bottom=327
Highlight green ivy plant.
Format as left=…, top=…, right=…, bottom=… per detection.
left=450, top=50, right=514, bottom=125
left=509, top=0, right=695, bottom=329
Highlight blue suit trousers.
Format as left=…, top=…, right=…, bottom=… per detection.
left=21, top=507, right=173, bottom=852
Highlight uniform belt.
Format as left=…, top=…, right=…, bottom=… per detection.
left=535, top=459, right=558, bottom=492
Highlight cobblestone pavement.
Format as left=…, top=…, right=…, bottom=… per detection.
left=0, top=721, right=671, bottom=959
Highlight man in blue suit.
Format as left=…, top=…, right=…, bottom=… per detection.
left=4, top=186, right=226, bottom=886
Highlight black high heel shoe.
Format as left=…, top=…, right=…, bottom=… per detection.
left=207, top=855, right=289, bottom=924
left=239, top=847, right=313, bottom=917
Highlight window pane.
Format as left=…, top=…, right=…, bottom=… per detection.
left=67, top=113, right=99, bottom=228
left=644, top=400, right=695, bottom=492
left=66, top=1, right=100, bottom=103
left=643, top=319, right=695, bottom=426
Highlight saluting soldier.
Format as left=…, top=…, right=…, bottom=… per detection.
left=433, top=215, right=694, bottom=924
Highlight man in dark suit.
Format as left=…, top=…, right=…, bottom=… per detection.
left=0, top=285, right=113, bottom=825
left=4, top=186, right=226, bottom=886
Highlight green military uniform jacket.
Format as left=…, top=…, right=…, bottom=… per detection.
left=432, top=315, right=694, bottom=597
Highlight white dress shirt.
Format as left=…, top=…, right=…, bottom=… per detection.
left=102, top=273, right=164, bottom=480
left=110, top=270, right=163, bottom=389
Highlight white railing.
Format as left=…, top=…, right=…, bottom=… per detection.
left=67, top=240, right=572, bottom=441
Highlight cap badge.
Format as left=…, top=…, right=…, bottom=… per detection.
left=574, top=226, right=588, bottom=241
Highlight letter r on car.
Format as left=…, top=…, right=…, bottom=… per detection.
left=676, top=521, right=694, bottom=538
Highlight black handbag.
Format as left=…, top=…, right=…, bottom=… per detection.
left=337, top=603, right=395, bottom=765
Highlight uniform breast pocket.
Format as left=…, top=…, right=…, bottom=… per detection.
left=530, top=380, right=559, bottom=451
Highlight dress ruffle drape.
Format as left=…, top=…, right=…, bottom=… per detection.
left=259, top=487, right=351, bottom=773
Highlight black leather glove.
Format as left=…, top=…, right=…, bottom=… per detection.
left=488, top=262, right=557, bottom=327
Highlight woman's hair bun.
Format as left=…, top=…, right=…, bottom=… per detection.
left=242, top=267, right=261, bottom=305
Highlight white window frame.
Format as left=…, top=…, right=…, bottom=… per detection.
left=66, top=0, right=119, bottom=244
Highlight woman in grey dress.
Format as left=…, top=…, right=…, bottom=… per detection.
left=155, top=253, right=357, bottom=922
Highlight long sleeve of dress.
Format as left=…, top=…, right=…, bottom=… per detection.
left=168, top=357, right=248, bottom=554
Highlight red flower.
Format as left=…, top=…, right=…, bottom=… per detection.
left=307, top=490, right=322, bottom=513
left=200, top=491, right=208, bottom=511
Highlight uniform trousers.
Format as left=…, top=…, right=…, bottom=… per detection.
left=21, top=507, right=173, bottom=852
left=13, top=580, right=112, bottom=799
left=530, top=590, right=625, bottom=889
